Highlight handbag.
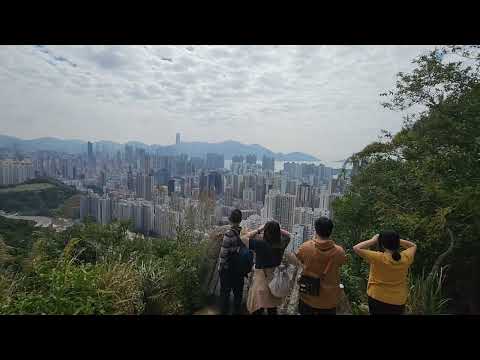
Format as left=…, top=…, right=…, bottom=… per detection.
left=264, top=254, right=295, bottom=298
left=298, top=250, right=337, bottom=296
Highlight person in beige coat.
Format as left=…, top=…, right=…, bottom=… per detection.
left=239, top=220, right=291, bottom=315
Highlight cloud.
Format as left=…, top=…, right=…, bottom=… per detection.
left=0, top=45, right=436, bottom=163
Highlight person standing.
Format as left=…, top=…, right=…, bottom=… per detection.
left=353, top=231, right=417, bottom=315
left=239, top=220, right=291, bottom=315
left=286, top=217, right=347, bottom=315
left=218, top=209, right=249, bottom=315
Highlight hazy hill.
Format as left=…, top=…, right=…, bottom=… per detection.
left=0, top=135, right=319, bottom=161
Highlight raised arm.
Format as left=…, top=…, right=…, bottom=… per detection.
left=400, top=239, right=416, bottom=249
left=353, top=234, right=379, bottom=255
left=400, top=239, right=417, bottom=257
left=240, top=224, right=264, bottom=247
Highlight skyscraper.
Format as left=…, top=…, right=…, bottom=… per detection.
left=87, top=142, right=93, bottom=160
left=135, top=174, right=146, bottom=199
left=176, top=132, right=181, bottom=145
left=87, top=141, right=95, bottom=169
left=145, top=175, right=154, bottom=201
left=296, top=183, right=312, bottom=208
left=286, top=180, right=297, bottom=196
left=264, top=190, right=296, bottom=232
left=207, top=171, right=223, bottom=195
left=225, top=186, right=233, bottom=206
left=262, top=155, right=275, bottom=172
left=125, top=145, right=134, bottom=164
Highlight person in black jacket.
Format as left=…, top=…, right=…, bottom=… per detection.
left=218, top=209, right=245, bottom=315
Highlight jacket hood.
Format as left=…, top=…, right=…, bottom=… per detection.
left=313, top=239, right=336, bottom=252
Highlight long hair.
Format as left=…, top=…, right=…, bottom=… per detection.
left=263, top=220, right=281, bottom=246
left=379, top=230, right=401, bottom=261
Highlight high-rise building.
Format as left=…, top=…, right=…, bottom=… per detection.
left=286, top=180, right=297, bottom=196
left=145, top=175, right=154, bottom=201
left=264, top=190, right=296, bottom=232
left=133, top=202, right=144, bottom=232
left=207, top=171, right=223, bottom=195
left=287, top=224, right=307, bottom=252
left=262, top=155, right=275, bottom=172
left=296, top=183, right=312, bottom=208
left=153, top=206, right=180, bottom=238
left=232, top=155, right=244, bottom=163
left=127, top=167, right=134, bottom=191
left=206, top=153, right=224, bottom=170
left=135, top=174, right=146, bottom=199
left=142, top=203, right=153, bottom=234
left=232, top=174, right=240, bottom=198
left=87, top=142, right=93, bottom=160
left=97, top=197, right=112, bottom=225
left=168, top=177, right=185, bottom=196
left=242, top=187, right=256, bottom=202
left=125, top=145, right=134, bottom=164
left=0, top=160, right=35, bottom=186
left=176, top=132, right=181, bottom=145
left=225, top=186, right=233, bottom=206
left=246, top=154, right=257, bottom=165
left=98, top=170, right=106, bottom=188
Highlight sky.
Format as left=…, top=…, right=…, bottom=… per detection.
left=0, top=45, right=436, bottom=163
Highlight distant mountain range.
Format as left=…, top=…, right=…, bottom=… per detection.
left=0, top=135, right=320, bottom=161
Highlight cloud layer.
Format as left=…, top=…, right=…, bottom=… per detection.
left=0, top=45, right=435, bottom=164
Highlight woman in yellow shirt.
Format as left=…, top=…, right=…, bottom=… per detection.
left=353, top=231, right=417, bottom=315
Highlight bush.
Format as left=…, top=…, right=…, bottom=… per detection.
left=0, top=219, right=210, bottom=315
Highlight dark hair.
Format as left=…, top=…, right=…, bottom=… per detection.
left=263, top=220, right=281, bottom=245
left=379, top=230, right=401, bottom=261
left=229, top=209, right=242, bottom=224
left=314, top=217, right=333, bottom=238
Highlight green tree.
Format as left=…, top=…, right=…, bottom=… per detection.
left=334, top=45, right=480, bottom=313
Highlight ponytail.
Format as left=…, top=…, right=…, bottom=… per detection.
left=392, top=250, right=401, bottom=261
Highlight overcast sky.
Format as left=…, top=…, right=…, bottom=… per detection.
left=0, top=45, right=435, bottom=163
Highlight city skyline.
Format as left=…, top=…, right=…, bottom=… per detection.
left=0, top=45, right=435, bottom=162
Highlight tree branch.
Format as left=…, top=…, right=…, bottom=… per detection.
left=429, top=227, right=455, bottom=278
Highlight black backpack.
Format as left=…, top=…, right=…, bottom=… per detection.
left=228, top=229, right=254, bottom=278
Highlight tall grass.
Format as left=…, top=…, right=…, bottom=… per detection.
left=407, top=266, right=450, bottom=315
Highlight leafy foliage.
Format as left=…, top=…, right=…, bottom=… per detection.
left=334, top=45, right=480, bottom=314
left=0, top=217, right=210, bottom=315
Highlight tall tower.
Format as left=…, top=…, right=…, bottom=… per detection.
left=176, top=132, right=181, bottom=145
left=87, top=142, right=93, bottom=160
left=264, top=190, right=296, bottom=232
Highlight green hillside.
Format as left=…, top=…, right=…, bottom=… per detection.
left=0, top=178, right=78, bottom=217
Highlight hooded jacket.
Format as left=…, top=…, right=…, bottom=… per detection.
left=296, top=238, right=347, bottom=309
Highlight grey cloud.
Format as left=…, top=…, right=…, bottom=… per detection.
left=0, top=45, right=437, bottom=162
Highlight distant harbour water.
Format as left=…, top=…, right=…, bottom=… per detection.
left=224, top=159, right=345, bottom=171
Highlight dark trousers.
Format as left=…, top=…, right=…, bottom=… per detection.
left=220, top=269, right=244, bottom=315
left=252, top=308, right=278, bottom=315
left=368, top=296, right=405, bottom=315
left=298, top=299, right=336, bottom=315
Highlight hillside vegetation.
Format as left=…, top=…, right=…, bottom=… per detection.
left=0, top=217, right=211, bottom=315
left=333, top=45, right=480, bottom=314
left=0, top=178, right=78, bottom=217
